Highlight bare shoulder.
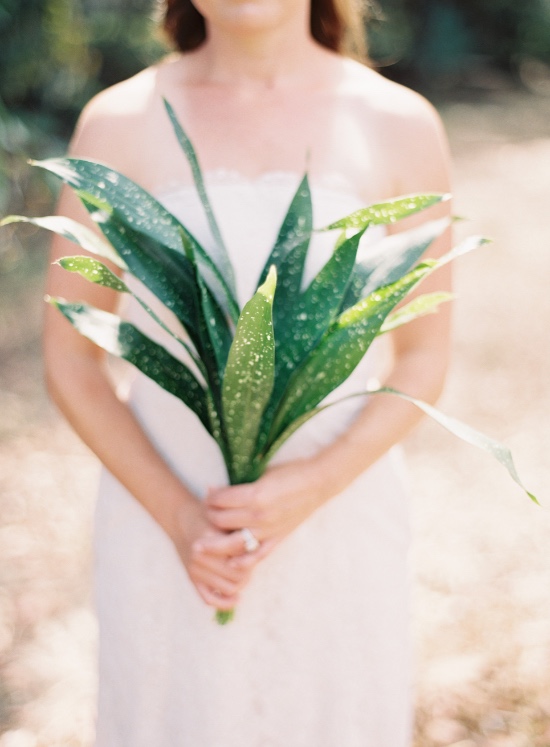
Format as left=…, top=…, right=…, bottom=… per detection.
left=68, top=62, right=163, bottom=176
left=341, top=59, right=443, bottom=134
left=341, top=60, right=451, bottom=193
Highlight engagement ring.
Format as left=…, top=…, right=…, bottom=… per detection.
left=240, top=527, right=260, bottom=553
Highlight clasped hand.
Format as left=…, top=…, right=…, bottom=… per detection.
left=184, top=458, right=328, bottom=610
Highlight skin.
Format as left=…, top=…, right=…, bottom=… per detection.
left=44, top=0, right=453, bottom=611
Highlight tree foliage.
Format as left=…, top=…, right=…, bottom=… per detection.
left=0, top=0, right=165, bottom=212
left=369, top=0, right=550, bottom=87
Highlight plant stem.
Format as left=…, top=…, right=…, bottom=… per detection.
left=214, top=460, right=266, bottom=624
left=215, top=608, right=235, bottom=625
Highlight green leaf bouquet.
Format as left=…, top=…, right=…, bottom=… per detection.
left=2, top=100, right=537, bottom=624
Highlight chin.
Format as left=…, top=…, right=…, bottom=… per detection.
left=193, top=0, right=303, bottom=33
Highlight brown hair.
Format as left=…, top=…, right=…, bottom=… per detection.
left=163, top=0, right=369, bottom=61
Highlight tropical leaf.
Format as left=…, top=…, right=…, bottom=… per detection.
left=319, top=193, right=451, bottom=232
left=269, top=236, right=487, bottom=439
left=0, top=214, right=127, bottom=270
left=31, top=157, right=239, bottom=321
left=269, top=275, right=423, bottom=439
left=255, top=229, right=365, bottom=453
left=79, top=198, right=207, bottom=337
left=49, top=298, right=211, bottom=431
left=56, top=255, right=206, bottom=376
left=369, top=387, right=538, bottom=504
left=260, top=385, right=538, bottom=504
left=256, top=174, right=312, bottom=286
left=270, top=236, right=309, bottom=330
left=180, top=229, right=233, bottom=399
left=342, top=217, right=451, bottom=310
left=379, top=291, right=455, bottom=334
left=222, top=267, right=277, bottom=484
left=197, top=277, right=232, bottom=384
left=206, top=390, right=229, bottom=463
left=163, top=98, right=237, bottom=298
left=256, top=175, right=312, bottom=332
left=57, top=255, right=127, bottom=291
left=275, top=228, right=366, bottom=370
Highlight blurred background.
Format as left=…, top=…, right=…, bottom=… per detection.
left=1, top=1, right=550, bottom=745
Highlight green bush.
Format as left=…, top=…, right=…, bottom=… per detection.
left=0, top=0, right=165, bottom=214
left=369, top=0, right=550, bottom=86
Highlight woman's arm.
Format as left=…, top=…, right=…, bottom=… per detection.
left=201, top=91, right=453, bottom=556
left=44, top=90, right=257, bottom=609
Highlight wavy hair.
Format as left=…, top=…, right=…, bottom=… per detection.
left=162, top=0, right=369, bottom=61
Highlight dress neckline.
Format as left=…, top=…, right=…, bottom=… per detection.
left=152, top=168, right=369, bottom=206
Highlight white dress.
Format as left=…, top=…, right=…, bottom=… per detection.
left=93, top=173, right=413, bottom=747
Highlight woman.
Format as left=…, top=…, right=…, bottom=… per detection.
left=45, top=0, right=452, bottom=744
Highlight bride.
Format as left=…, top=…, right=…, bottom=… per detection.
left=44, top=0, right=452, bottom=744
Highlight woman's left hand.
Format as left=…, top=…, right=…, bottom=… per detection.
left=197, top=458, right=332, bottom=561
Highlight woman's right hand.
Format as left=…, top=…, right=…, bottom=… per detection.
left=169, top=496, right=262, bottom=611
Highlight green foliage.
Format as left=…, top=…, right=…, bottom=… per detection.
left=2, top=104, right=537, bottom=622
left=272, top=229, right=366, bottom=397
left=0, top=0, right=163, bottom=132
left=50, top=298, right=210, bottom=431
left=369, top=0, right=550, bottom=86
left=379, top=291, right=455, bottom=333
left=369, top=387, right=539, bottom=504
left=163, top=99, right=237, bottom=299
left=32, top=157, right=239, bottom=322
left=7, top=104, right=533, bottom=497
left=222, top=268, right=277, bottom=484
left=0, top=0, right=165, bottom=215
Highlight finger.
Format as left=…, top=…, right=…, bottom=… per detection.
left=192, top=566, right=242, bottom=599
left=256, top=537, right=278, bottom=559
left=194, top=529, right=260, bottom=557
left=206, top=507, right=253, bottom=531
left=194, top=552, right=252, bottom=586
left=205, top=485, right=254, bottom=509
left=195, top=582, right=238, bottom=611
left=227, top=550, right=264, bottom=570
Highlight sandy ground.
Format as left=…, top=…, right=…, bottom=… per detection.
left=0, top=89, right=549, bottom=747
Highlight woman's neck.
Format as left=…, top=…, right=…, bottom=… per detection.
left=188, top=12, right=330, bottom=89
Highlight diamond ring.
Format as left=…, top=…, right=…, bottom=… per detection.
left=240, top=527, right=260, bottom=553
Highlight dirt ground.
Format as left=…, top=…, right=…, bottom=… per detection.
left=0, top=88, right=549, bottom=747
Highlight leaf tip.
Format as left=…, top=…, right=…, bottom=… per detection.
left=528, top=491, right=540, bottom=506
left=259, top=264, right=277, bottom=301
left=44, top=294, right=60, bottom=308
left=56, top=256, right=78, bottom=270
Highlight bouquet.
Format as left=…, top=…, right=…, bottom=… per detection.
left=2, top=100, right=536, bottom=623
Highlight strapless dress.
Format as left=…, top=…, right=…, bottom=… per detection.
left=93, top=171, right=412, bottom=747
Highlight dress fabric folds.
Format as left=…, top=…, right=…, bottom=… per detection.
left=93, top=173, right=413, bottom=747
